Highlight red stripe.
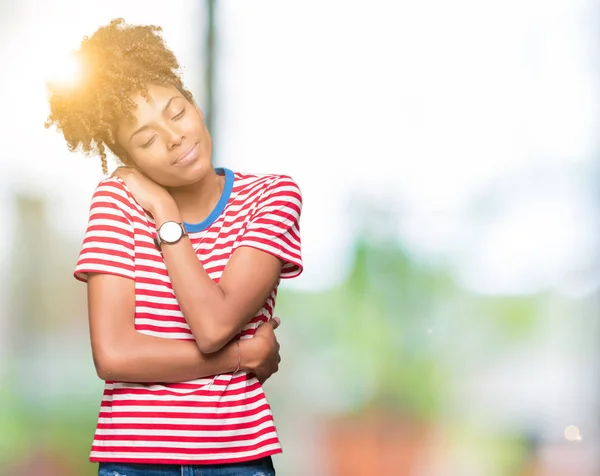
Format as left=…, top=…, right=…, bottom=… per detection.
left=96, top=413, right=273, bottom=433
left=89, top=448, right=282, bottom=465
left=76, top=259, right=135, bottom=274
left=134, top=325, right=192, bottom=334
left=77, top=172, right=301, bottom=462
left=108, top=392, right=266, bottom=409
left=99, top=404, right=271, bottom=419
left=92, top=438, right=280, bottom=455
left=94, top=426, right=275, bottom=443
left=104, top=379, right=262, bottom=398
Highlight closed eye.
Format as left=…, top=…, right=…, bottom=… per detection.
left=172, top=109, right=185, bottom=120
left=140, top=135, right=157, bottom=148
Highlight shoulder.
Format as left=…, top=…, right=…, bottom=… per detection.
left=89, top=177, right=138, bottom=218
left=232, top=171, right=302, bottom=201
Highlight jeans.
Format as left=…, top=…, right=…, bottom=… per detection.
left=98, top=457, right=275, bottom=476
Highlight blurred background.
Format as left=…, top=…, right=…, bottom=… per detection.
left=1, top=1, right=599, bottom=474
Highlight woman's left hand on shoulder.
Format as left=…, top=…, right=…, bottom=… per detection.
left=111, top=167, right=175, bottom=214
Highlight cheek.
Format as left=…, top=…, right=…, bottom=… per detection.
left=183, top=111, right=206, bottom=134
left=128, top=147, right=166, bottom=173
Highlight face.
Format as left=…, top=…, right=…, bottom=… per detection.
left=115, top=84, right=212, bottom=187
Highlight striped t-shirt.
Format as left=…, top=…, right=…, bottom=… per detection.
left=74, top=167, right=302, bottom=464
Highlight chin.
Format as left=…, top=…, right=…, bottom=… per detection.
left=168, top=159, right=212, bottom=187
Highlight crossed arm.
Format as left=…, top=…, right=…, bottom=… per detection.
left=88, top=239, right=283, bottom=383
left=87, top=271, right=281, bottom=383
left=82, top=173, right=300, bottom=384
left=152, top=203, right=284, bottom=354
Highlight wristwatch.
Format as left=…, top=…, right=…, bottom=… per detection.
left=154, top=221, right=188, bottom=249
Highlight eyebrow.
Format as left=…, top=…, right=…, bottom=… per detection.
left=128, top=96, right=183, bottom=142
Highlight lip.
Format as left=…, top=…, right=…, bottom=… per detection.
left=173, top=143, right=199, bottom=166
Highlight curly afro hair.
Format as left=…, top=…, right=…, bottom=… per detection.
left=45, top=18, right=194, bottom=174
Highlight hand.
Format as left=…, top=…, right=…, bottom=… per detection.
left=111, top=167, right=175, bottom=214
left=240, top=317, right=281, bottom=384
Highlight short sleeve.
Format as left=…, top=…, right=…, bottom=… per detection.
left=238, top=176, right=303, bottom=278
left=74, top=179, right=136, bottom=283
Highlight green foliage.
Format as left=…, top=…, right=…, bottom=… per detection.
left=473, top=295, right=543, bottom=339
left=278, top=233, right=543, bottom=422
left=0, top=377, right=98, bottom=475
left=279, top=236, right=452, bottom=420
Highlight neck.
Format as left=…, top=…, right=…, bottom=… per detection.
left=166, top=167, right=224, bottom=224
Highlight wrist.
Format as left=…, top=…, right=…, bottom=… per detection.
left=151, top=199, right=181, bottom=227
left=238, top=339, right=257, bottom=371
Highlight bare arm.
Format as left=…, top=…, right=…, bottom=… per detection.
left=109, top=169, right=302, bottom=355
left=88, top=273, right=280, bottom=382
left=154, top=203, right=282, bottom=354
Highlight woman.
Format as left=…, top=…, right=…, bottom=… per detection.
left=46, top=18, right=302, bottom=476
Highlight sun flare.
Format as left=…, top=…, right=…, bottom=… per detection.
left=46, top=51, right=83, bottom=92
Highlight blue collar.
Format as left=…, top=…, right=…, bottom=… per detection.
left=183, top=167, right=234, bottom=232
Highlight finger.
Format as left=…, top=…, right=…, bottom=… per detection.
left=270, top=316, right=281, bottom=329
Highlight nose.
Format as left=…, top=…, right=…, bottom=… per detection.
left=166, top=127, right=184, bottom=150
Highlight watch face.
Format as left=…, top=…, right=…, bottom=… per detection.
left=159, top=221, right=183, bottom=243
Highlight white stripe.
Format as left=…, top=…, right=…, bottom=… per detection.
left=83, top=227, right=134, bottom=246
left=237, top=239, right=300, bottom=261
left=89, top=443, right=282, bottom=461
left=135, top=307, right=184, bottom=318
left=260, top=194, right=301, bottom=211
left=75, top=263, right=133, bottom=277
left=134, top=318, right=188, bottom=329
left=136, top=329, right=192, bottom=339
left=94, top=181, right=130, bottom=201
left=246, top=226, right=300, bottom=245
left=101, top=396, right=269, bottom=415
left=79, top=251, right=134, bottom=264
left=80, top=239, right=134, bottom=257
left=98, top=408, right=274, bottom=426
left=135, top=270, right=172, bottom=284
left=95, top=420, right=274, bottom=438
left=78, top=173, right=303, bottom=460
left=105, top=375, right=259, bottom=394
left=134, top=294, right=178, bottom=305
left=135, top=282, right=174, bottom=293
left=93, top=430, right=278, bottom=449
